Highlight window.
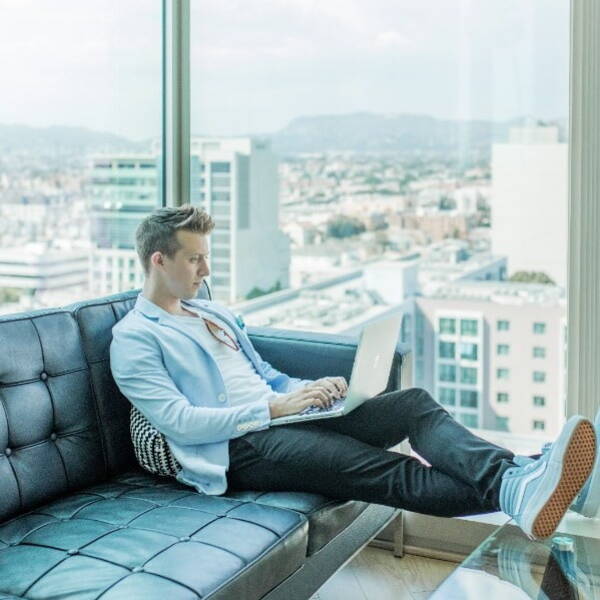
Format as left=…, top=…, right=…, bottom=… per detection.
left=211, top=204, right=230, bottom=217
left=533, top=371, right=546, bottom=383
left=0, top=2, right=162, bottom=306
left=497, top=320, right=510, bottom=331
left=212, top=192, right=231, bottom=203
left=533, top=396, right=546, bottom=407
left=497, top=368, right=510, bottom=380
left=211, top=247, right=230, bottom=259
left=497, top=392, right=509, bottom=404
left=460, top=319, right=478, bottom=337
left=459, top=414, right=478, bottom=428
left=496, top=416, right=509, bottom=431
left=460, top=390, right=478, bottom=408
left=439, top=318, right=456, bottom=335
left=416, top=337, right=424, bottom=356
left=497, top=344, right=510, bottom=355
left=211, top=175, right=231, bottom=188
left=460, top=342, right=478, bottom=361
left=533, top=420, right=546, bottom=431
left=211, top=275, right=230, bottom=286
left=211, top=162, right=231, bottom=173
left=460, top=367, right=477, bottom=385
left=415, top=359, right=424, bottom=382
left=439, top=388, right=456, bottom=406
left=533, top=322, right=547, bottom=334
left=212, top=232, right=230, bottom=244
left=533, top=346, right=546, bottom=358
left=439, top=365, right=456, bottom=382
left=439, top=341, right=455, bottom=359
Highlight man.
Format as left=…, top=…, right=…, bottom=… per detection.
left=110, top=205, right=600, bottom=542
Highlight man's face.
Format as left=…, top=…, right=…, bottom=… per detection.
left=157, top=230, right=210, bottom=299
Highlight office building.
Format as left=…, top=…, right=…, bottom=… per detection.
left=414, top=280, right=566, bottom=438
left=491, top=125, right=568, bottom=287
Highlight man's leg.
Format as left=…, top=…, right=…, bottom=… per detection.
left=227, top=421, right=499, bottom=517
left=305, top=387, right=521, bottom=511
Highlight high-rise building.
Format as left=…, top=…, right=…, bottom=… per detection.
left=414, top=280, right=566, bottom=438
left=491, top=125, right=568, bottom=287
left=88, top=154, right=158, bottom=296
left=88, top=138, right=290, bottom=302
left=190, top=137, right=290, bottom=303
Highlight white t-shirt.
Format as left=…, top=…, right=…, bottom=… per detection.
left=175, top=307, right=284, bottom=407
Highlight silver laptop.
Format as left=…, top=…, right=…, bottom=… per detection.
left=270, top=312, right=402, bottom=426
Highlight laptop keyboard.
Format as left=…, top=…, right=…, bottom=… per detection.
left=300, top=397, right=345, bottom=415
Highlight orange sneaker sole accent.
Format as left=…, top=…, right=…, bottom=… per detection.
left=532, top=419, right=596, bottom=540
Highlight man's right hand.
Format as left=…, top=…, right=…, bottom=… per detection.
left=268, top=386, right=335, bottom=419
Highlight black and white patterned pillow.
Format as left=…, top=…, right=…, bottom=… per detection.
left=130, top=404, right=182, bottom=477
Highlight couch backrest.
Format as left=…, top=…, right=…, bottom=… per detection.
left=0, top=308, right=108, bottom=522
left=0, top=283, right=212, bottom=523
left=68, top=290, right=141, bottom=478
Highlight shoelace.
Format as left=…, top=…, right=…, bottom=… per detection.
left=507, top=456, right=547, bottom=477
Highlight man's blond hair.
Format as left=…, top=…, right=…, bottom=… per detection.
left=135, top=204, right=214, bottom=275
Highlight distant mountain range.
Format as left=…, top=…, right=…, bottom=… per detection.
left=0, top=124, right=144, bottom=154
left=269, top=112, right=568, bottom=155
left=0, top=113, right=567, bottom=157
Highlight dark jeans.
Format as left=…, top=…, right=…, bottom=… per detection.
left=227, top=387, right=530, bottom=517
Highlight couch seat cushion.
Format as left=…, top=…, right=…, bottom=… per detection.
left=0, top=471, right=307, bottom=600
left=226, top=490, right=368, bottom=556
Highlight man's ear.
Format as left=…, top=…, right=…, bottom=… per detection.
left=150, top=251, right=163, bottom=268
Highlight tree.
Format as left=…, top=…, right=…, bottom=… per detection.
left=0, top=287, right=21, bottom=303
left=326, top=215, right=366, bottom=239
left=245, top=280, right=282, bottom=300
left=509, top=271, right=555, bottom=285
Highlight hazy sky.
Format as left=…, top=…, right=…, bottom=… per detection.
left=0, top=0, right=569, bottom=140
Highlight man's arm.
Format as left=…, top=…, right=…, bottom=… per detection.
left=110, top=326, right=271, bottom=445
left=256, top=355, right=314, bottom=393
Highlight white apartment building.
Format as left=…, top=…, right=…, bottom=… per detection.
left=414, top=281, right=566, bottom=438
left=190, top=137, right=290, bottom=304
left=491, top=125, right=568, bottom=287
left=88, top=138, right=291, bottom=303
left=0, top=244, right=89, bottom=312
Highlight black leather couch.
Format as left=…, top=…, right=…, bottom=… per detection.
left=0, top=286, right=408, bottom=599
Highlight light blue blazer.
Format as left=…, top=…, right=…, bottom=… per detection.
left=109, top=292, right=312, bottom=495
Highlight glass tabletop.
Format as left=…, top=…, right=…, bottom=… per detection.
left=429, top=521, right=600, bottom=599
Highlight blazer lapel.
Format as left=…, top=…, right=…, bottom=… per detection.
left=183, top=300, right=262, bottom=372
left=134, top=293, right=262, bottom=372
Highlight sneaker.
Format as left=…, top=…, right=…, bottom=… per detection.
left=499, top=415, right=596, bottom=541
left=514, top=408, right=600, bottom=518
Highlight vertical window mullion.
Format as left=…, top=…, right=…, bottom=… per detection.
left=163, top=0, right=190, bottom=207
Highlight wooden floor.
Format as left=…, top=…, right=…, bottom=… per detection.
left=309, top=546, right=458, bottom=600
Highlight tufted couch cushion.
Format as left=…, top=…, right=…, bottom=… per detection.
left=227, top=490, right=368, bottom=556
left=0, top=310, right=107, bottom=523
left=0, top=471, right=308, bottom=599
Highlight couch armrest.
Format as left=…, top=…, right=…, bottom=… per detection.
left=247, top=326, right=413, bottom=393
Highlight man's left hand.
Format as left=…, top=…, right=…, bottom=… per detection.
left=304, top=376, right=348, bottom=403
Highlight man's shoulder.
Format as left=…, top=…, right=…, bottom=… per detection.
left=111, top=307, right=154, bottom=341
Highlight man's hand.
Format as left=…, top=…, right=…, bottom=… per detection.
left=268, top=387, right=332, bottom=419
left=267, top=377, right=349, bottom=419
left=304, top=377, right=348, bottom=402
